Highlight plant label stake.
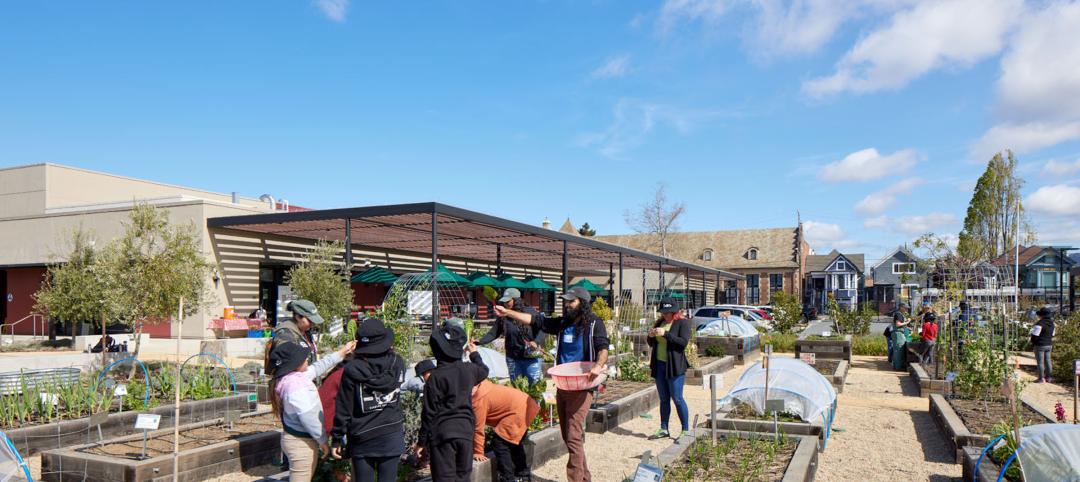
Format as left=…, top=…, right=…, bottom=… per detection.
left=709, top=374, right=717, bottom=445
left=766, top=399, right=785, bottom=441
left=632, top=449, right=663, bottom=482
left=89, top=411, right=108, bottom=442
left=115, top=384, right=127, bottom=413
left=799, top=352, right=816, bottom=365
left=135, top=413, right=161, bottom=460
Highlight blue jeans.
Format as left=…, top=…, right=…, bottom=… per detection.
left=654, top=361, right=689, bottom=432
left=508, top=357, right=542, bottom=385
left=1034, top=345, right=1053, bottom=380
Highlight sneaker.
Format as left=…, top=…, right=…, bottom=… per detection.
left=1035, top=378, right=1044, bottom=383
left=648, top=428, right=670, bottom=440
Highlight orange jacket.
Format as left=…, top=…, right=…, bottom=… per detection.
left=471, top=380, right=541, bottom=455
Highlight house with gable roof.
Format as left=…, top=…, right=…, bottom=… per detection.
left=869, top=246, right=927, bottom=314
left=805, top=250, right=865, bottom=312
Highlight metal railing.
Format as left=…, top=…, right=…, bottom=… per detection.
left=3, top=313, right=47, bottom=345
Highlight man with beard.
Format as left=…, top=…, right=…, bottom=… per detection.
left=494, top=286, right=608, bottom=482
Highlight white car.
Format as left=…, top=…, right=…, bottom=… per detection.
left=692, top=305, right=772, bottom=331
left=708, top=305, right=773, bottom=331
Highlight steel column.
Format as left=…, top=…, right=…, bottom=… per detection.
left=344, top=218, right=353, bottom=272
left=431, top=210, right=439, bottom=324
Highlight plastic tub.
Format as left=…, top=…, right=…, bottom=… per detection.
left=547, top=362, right=607, bottom=391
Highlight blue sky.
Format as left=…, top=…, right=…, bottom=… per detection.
left=2, top=0, right=1080, bottom=266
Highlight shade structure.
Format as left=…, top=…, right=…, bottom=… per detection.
left=522, top=276, right=556, bottom=291
left=466, top=272, right=500, bottom=287
left=496, top=274, right=528, bottom=290
left=350, top=266, right=398, bottom=285
left=569, top=278, right=607, bottom=294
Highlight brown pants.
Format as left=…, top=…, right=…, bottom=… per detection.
left=281, top=432, right=318, bottom=482
left=556, top=389, right=594, bottom=482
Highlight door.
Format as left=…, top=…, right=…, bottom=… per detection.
left=0, top=270, right=6, bottom=324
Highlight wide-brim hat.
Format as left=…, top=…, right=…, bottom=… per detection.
left=414, top=359, right=436, bottom=377
left=430, top=322, right=467, bottom=360
left=355, top=318, right=395, bottom=355
left=269, top=342, right=310, bottom=379
left=1036, top=306, right=1053, bottom=317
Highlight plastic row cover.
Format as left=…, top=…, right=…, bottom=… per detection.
left=1013, top=424, right=1080, bottom=482
left=719, top=357, right=837, bottom=423
left=696, top=315, right=758, bottom=338
left=0, top=431, right=30, bottom=482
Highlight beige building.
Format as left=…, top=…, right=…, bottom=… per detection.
left=596, top=226, right=808, bottom=306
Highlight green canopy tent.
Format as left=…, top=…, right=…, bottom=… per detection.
left=496, top=274, right=528, bottom=290
left=521, top=276, right=556, bottom=292
left=350, top=266, right=398, bottom=285
left=466, top=272, right=500, bottom=287
left=423, top=264, right=473, bottom=287
left=569, top=278, right=608, bottom=294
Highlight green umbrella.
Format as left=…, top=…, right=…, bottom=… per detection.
left=667, top=291, right=686, bottom=299
left=426, top=264, right=472, bottom=287
left=569, top=278, right=608, bottom=294
left=350, top=266, right=398, bottom=285
left=496, top=274, right=528, bottom=290
left=466, top=272, right=500, bottom=287
left=522, top=276, right=556, bottom=292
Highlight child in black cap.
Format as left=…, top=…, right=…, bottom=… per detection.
left=417, top=320, right=489, bottom=482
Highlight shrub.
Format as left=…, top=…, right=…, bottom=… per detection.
left=1051, top=311, right=1080, bottom=383
left=953, top=330, right=1009, bottom=399
left=592, top=298, right=614, bottom=322
left=762, top=332, right=796, bottom=353
left=616, top=356, right=651, bottom=382
left=704, top=345, right=725, bottom=358
left=769, top=291, right=802, bottom=334
left=852, top=335, right=888, bottom=356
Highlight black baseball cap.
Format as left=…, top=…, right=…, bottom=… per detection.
left=658, top=297, right=679, bottom=314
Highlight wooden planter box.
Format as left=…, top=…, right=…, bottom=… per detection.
left=626, top=332, right=761, bottom=365
left=961, top=446, right=1008, bottom=482
left=235, top=382, right=270, bottom=404
left=40, top=411, right=279, bottom=482
left=814, top=359, right=848, bottom=393
left=795, top=335, right=851, bottom=362
left=587, top=383, right=659, bottom=434
left=657, top=429, right=819, bottom=482
left=685, top=356, right=736, bottom=386
left=702, top=409, right=827, bottom=452
left=928, top=394, right=1055, bottom=463
left=909, top=363, right=951, bottom=397
left=8, top=393, right=256, bottom=457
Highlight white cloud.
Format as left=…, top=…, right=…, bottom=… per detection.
left=314, top=0, right=349, bottom=22
left=803, top=221, right=860, bottom=251
left=1027, top=184, right=1080, bottom=217
left=1044, top=158, right=1080, bottom=176
left=892, top=212, right=957, bottom=235
left=973, top=1, right=1080, bottom=158
left=863, top=215, right=889, bottom=229
left=803, top=0, right=1023, bottom=97
left=657, top=0, right=730, bottom=34
left=818, top=147, right=919, bottom=182
left=577, top=99, right=722, bottom=159
left=854, top=177, right=922, bottom=216
left=590, top=54, right=632, bottom=80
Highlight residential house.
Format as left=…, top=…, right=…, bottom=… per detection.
left=869, top=246, right=927, bottom=313
left=596, top=225, right=808, bottom=307
left=805, top=250, right=865, bottom=312
left=991, top=246, right=1075, bottom=306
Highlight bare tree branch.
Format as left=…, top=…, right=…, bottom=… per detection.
left=623, top=183, right=685, bottom=258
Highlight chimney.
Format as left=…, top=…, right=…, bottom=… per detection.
left=542, top=217, right=551, bottom=229
left=231, top=192, right=239, bottom=204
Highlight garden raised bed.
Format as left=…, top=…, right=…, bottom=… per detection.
left=809, top=359, right=848, bottom=393
left=961, top=445, right=1011, bottom=482
left=684, top=355, right=735, bottom=386
left=701, top=404, right=826, bottom=452
left=626, top=332, right=761, bottom=365
left=8, top=392, right=256, bottom=457
left=928, top=393, right=1055, bottom=463
left=41, top=410, right=279, bottom=482
left=235, top=382, right=270, bottom=404
left=657, top=429, right=819, bottom=482
left=470, top=424, right=567, bottom=482
left=586, top=380, right=657, bottom=434
left=908, top=363, right=951, bottom=397
left=795, top=334, right=851, bottom=362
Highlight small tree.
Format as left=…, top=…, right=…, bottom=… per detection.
left=624, top=183, right=686, bottom=258
left=285, top=240, right=354, bottom=328
left=577, top=223, right=596, bottom=237
left=33, top=228, right=111, bottom=346
left=96, top=204, right=213, bottom=367
left=769, top=291, right=801, bottom=334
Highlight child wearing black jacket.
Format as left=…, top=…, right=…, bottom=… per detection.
left=330, top=319, right=406, bottom=482
left=418, top=320, right=489, bottom=482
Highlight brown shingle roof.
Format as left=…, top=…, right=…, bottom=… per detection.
left=595, top=227, right=800, bottom=270
left=559, top=218, right=578, bottom=235
left=991, top=246, right=1049, bottom=267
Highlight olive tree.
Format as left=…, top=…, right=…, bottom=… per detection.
left=33, top=228, right=112, bottom=350
left=285, top=240, right=355, bottom=331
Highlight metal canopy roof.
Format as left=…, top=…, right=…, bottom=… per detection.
left=207, top=202, right=740, bottom=280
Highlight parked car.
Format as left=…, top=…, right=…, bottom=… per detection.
left=707, top=305, right=773, bottom=331
left=690, top=306, right=759, bottom=335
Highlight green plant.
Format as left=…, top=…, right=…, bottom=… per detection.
left=768, top=291, right=802, bottom=334
left=592, top=298, right=614, bottom=322
left=990, top=420, right=1025, bottom=481
left=851, top=335, right=888, bottom=356
left=703, top=345, right=725, bottom=358
left=504, top=376, right=557, bottom=431
left=1052, top=310, right=1080, bottom=383
left=761, top=333, right=796, bottom=353
left=953, top=330, right=1009, bottom=399
left=616, top=356, right=650, bottom=382
left=828, top=298, right=872, bottom=335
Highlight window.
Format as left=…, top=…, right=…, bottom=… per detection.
left=695, top=308, right=719, bottom=318
left=703, top=249, right=713, bottom=261
left=892, top=263, right=916, bottom=274
left=746, top=274, right=760, bottom=304
left=747, top=248, right=758, bottom=260
left=836, top=260, right=846, bottom=271
left=769, top=273, right=784, bottom=293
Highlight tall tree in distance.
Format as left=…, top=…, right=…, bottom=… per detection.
left=624, top=183, right=686, bottom=257
left=577, top=222, right=596, bottom=237
left=958, top=150, right=1036, bottom=261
